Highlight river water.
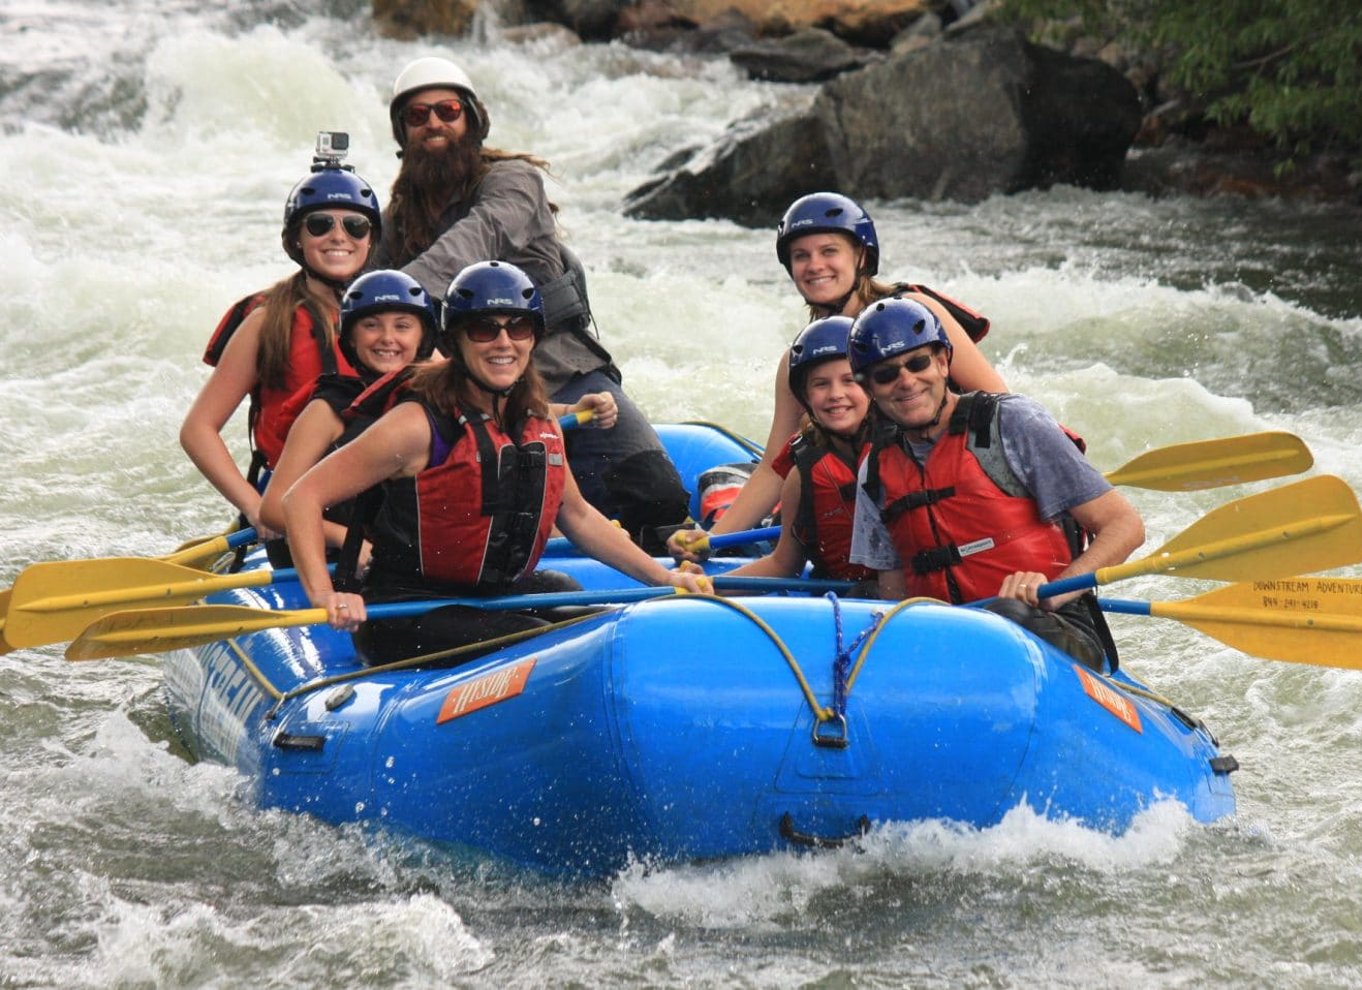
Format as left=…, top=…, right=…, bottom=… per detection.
left=3, top=1, right=1362, bottom=986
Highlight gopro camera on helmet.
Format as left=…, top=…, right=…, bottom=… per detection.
left=312, top=131, right=352, bottom=171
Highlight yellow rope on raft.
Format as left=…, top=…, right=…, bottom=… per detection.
left=226, top=638, right=286, bottom=702
left=845, top=597, right=943, bottom=694
left=225, top=591, right=922, bottom=731
left=260, top=611, right=606, bottom=717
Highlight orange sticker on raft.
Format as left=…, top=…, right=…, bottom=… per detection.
left=437, top=658, right=537, bottom=725
left=1074, top=667, right=1143, bottom=734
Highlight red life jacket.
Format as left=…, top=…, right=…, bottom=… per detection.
left=203, top=294, right=354, bottom=475
left=367, top=403, right=567, bottom=591
left=864, top=392, right=1072, bottom=604
left=789, top=433, right=875, bottom=582
left=893, top=283, right=990, bottom=343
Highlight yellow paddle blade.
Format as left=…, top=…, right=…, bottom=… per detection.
left=1095, top=475, right=1362, bottom=586
left=66, top=604, right=326, bottom=661
left=0, top=629, right=14, bottom=656
left=1103, top=431, right=1313, bottom=491
left=5, top=558, right=271, bottom=649
left=0, top=587, right=10, bottom=634
left=1148, top=579, right=1362, bottom=669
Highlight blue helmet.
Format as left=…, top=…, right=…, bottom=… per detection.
left=340, top=270, right=439, bottom=366
left=282, top=165, right=382, bottom=265
left=442, top=261, right=544, bottom=347
left=775, top=192, right=879, bottom=276
left=848, top=298, right=949, bottom=377
left=788, top=316, right=854, bottom=400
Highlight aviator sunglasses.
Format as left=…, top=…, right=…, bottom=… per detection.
left=402, top=99, right=464, bottom=128
left=464, top=315, right=537, bottom=343
left=868, top=351, right=935, bottom=385
left=303, top=213, right=372, bottom=239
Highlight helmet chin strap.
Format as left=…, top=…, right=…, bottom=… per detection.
left=300, top=262, right=349, bottom=296
left=808, top=265, right=864, bottom=319
left=469, top=372, right=517, bottom=399
left=907, top=391, right=951, bottom=438
left=458, top=357, right=520, bottom=429
left=810, top=290, right=856, bottom=319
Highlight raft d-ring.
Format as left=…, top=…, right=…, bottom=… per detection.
left=811, top=712, right=849, bottom=749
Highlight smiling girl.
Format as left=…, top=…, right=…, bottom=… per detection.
left=257, top=270, right=438, bottom=558
left=722, top=317, right=877, bottom=590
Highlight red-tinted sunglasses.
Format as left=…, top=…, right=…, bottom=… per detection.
left=464, top=315, right=536, bottom=343
left=868, top=351, right=934, bottom=385
left=402, top=99, right=463, bottom=128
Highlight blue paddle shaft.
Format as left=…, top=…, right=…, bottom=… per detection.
left=710, top=525, right=781, bottom=549
left=1095, top=597, right=1153, bottom=616
left=1037, top=572, right=1098, bottom=598
left=358, top=575, right=854, bottom=618
left=227, top=527, right=257, bottom=549
left=544, top=524, right=782, bottom=557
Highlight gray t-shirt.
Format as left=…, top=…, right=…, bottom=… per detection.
left=376, top=158, right=608, bottom=392
left=849, top=393, right=1111, bottom=571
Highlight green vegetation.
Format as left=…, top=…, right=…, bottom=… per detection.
left=997, top=0, right=1362, bottom=160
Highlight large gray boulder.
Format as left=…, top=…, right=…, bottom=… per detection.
left=622, top=108, right=841, bottom=227
left=624, top=26, right=1142, bottom=223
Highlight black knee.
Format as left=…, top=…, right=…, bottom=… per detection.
left=983, top=598, right=1107, bottom=671
left=603, top=449, right=692, bottom=552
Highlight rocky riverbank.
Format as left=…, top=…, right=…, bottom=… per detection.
left=373, top=0, right=1362, bottom=212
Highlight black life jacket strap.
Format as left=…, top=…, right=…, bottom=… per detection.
left=302, top=299, right=339, bottom=377
left=466, top=413, right=549, bottom=586
left=333, top=486, right=385, bottom=593
left=910, top=544, right=964, bottom=575
left=881, top=486, right=955, bottom=524
left=341, top=367, right=414, bottom=426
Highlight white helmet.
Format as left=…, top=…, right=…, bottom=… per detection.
left=389, top=56, right=483, bottom=144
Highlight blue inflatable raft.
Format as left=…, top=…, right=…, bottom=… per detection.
left=160, top=423, right=1236, bottom=875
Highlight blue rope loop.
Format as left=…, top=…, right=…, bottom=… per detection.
left=826, top=591, right=882, bottom=721
left=828, top=592, right=850, bottom=716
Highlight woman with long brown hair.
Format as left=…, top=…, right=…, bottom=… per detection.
left=180, top=145, right=380, bottom=539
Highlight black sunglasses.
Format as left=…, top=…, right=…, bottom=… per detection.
left=464, top=315, right=537, bottom=343
left=868, top=351, right=934, bottom=385
left=402, top=99, right=464, bottom=128
left=303, top=213, right=372, bottom=239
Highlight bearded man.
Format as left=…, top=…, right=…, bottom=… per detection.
left=374, top=56, right=690, bottom=550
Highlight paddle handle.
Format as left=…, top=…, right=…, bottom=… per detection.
left=559, top=410, right=594, bottom=430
